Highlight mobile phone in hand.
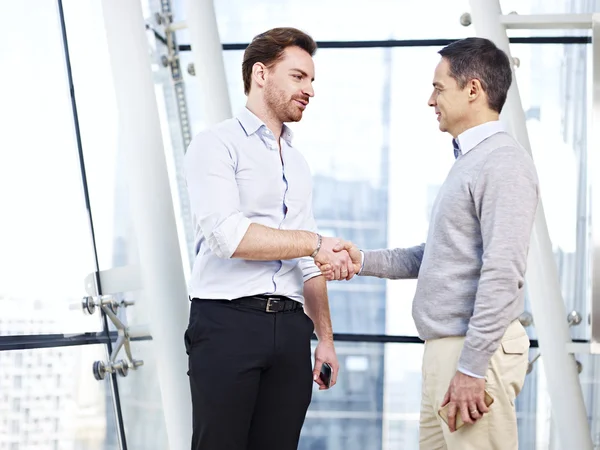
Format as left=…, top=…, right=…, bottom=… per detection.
left=319, top=362, right=332, bottom=388
left=438, top=390, right=494, bottom=430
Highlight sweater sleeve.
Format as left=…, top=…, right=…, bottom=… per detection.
left=359, top=244, right=425, bottom=280
left=458, top=146, right=539, bottom=376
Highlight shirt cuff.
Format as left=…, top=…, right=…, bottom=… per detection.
left=457, top=367, right=485, bottom=379
left=358, top=250, right=365, bottom=275
left=457, top=342, right=492, bottom=378
left=303, top=271, right=322, bottom=282
left=299, top=257, right=322, bottom=282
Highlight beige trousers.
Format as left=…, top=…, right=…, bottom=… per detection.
left=419, top=320, right=530, bottom=450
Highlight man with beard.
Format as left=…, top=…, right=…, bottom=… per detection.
left=183, top=27, right=352, bottom=450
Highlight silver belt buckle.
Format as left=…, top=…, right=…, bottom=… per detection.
left=266, top=297, right=279, bottom=313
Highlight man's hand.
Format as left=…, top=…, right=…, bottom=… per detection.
left=314, top=237, right=355, bottom=280
left=312, top=340, right=339, bottom=390
left=318, top=241, right=361, bottom=281
left=441, top=371, right=489, bottom=432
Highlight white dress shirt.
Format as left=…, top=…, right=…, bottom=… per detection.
left=184, top=108, right=321, bottom=303
left=453, top=120, right=506, bottom=158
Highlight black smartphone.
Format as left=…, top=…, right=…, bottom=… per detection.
left=319, top=362, right=332, bottom=388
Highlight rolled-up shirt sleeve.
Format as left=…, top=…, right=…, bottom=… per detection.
left=184, top=131, right=251, bottom=259
left=298, top=257, right=321, bottom=282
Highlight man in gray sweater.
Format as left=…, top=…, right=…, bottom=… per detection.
left=321, top=38, right=539, bottom=449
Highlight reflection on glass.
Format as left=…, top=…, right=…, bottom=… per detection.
left=0, top=345, right=118, bottom=450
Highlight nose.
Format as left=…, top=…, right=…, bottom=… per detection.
left=428, top=91, right=437, bottom=107
left=303, top=82, right=314, bottom=98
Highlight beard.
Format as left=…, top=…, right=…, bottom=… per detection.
left=264, top=80, right=306, bottom=123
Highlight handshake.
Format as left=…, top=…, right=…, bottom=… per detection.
left=313, top=236, right=362, bottom=281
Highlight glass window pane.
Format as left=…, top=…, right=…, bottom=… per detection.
left=0, top=1, right=104, bottom=334
left=61, top=4, right=183, bottom=445
left=523, top=352, right=600, bottom=449
left=0, top=345, right=119, bottom=449
left=301, top=342, right=421, bottom=449
left=62, top=0, right=194, bottom=277
left=172, top=0, right=472, bottom=44
left=509, top=42, right=592, bottom=341
left=576, top=353, right=600, bottom=446
left=117, top=340, right=169, bottom=450
left=61, top=0, right=121, bottom=273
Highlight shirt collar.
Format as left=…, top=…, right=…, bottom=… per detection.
left=236, top=107, right=294, bottom=146
left=454, top=120, right=505, bottom=157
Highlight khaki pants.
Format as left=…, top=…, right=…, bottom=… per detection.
left=419, top=320, right=530, bottom=450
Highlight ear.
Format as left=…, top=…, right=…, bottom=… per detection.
left=468, top=79, right=483, bottom=103
left=252, top=62, right=267, bottom=90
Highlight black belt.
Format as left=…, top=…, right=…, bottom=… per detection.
left=232, top=295, right=302, bottom=313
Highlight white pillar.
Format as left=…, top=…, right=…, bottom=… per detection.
left=185, top=0, right=232, bottom=126
left=101, top=1, right=192, bottom=449
left=468, top=2, right=593, bottom=449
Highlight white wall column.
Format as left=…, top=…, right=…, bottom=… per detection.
left=102, top=1, right=192, bottom=448
left=185, top=0, right=232, bottom=126
left=468, top=1, right=593, bottom=448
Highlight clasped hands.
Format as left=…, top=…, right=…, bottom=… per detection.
left=313, top=237, right=361, bottom=281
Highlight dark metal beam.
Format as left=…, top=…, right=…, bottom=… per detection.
left=175, top=36, right=591, bottom=52
left=0, top=331, right=152, bottom=352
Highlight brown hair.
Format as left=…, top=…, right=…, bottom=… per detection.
left=242, top=27, right=317, bottom=95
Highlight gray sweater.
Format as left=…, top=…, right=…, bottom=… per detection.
left=361, top=132, right=539, bottom=376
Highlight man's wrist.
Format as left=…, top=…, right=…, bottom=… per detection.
left=317, top=333, right=334, bottom=344
left=458, top=342, right=492, bottom=377
left=457, top=367, right=485, bottom=379
left=310, top=233, right=322, bottom=258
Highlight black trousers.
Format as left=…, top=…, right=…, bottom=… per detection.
left=185, top=298, right=314, bottom=450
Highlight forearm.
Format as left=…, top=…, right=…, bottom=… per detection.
left=233, top=223, right=317, bottom=261
left=459, top=283, right=518, bottom=376
left=360, top=244, right=425, bottom=279
left=303, top=276, right=333, bottom=342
